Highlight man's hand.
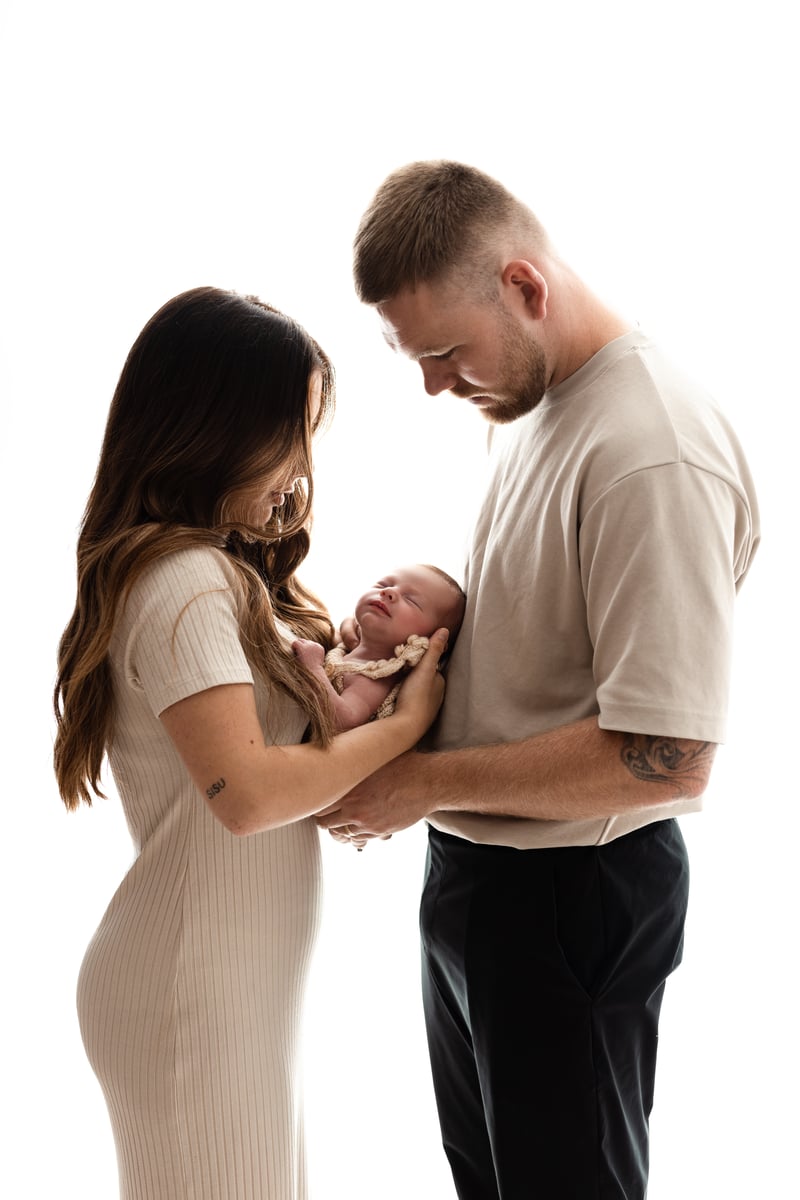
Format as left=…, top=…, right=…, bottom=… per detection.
left=315, top=751, right=431, bottom=842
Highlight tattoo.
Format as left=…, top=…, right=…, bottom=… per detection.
left=620, top=736, right=713, bottom=799
left=206, top=778, right=226, bottom=800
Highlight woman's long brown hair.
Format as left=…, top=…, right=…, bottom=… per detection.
left=54, top=287, right=337, bottom=810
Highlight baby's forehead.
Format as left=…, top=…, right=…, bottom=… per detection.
left=380, top=564, right=443, bottom=591
left=392, top=565, right=463, bottom=615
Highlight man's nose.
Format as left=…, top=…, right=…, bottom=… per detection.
left=419, top=359, right=457, bottom=396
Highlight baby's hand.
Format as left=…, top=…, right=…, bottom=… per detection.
left=292, top=639, right=325, bottom=670
left=338, top=616, right=361, bottom=651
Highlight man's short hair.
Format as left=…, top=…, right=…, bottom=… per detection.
left=353, top=160, right=547, bottom=305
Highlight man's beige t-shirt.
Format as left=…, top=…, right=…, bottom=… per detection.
left=429, top=331, right=760, bottom=849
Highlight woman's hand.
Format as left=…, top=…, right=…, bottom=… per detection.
left=392, top=627, right=448, bottom=739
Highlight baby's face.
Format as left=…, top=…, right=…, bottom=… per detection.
left=355, top=565, right=461, bottom=650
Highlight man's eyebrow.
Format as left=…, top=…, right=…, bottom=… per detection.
left=410, top=347, right=452, bottom=362
left=380, top=331, right=451, bottom=362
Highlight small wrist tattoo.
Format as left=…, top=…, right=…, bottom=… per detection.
left=206, top=778, right=226, bottom=800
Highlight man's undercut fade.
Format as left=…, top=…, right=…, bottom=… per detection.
left=353, top=160, right=548, bottom=305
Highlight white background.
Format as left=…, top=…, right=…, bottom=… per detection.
left=1, top=1, right=797, bottom=1196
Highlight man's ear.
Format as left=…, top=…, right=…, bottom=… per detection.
left=501, top=259, right=548, bottom=320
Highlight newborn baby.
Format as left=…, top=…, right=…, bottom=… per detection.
left=293, top=563, right=465, bottom=731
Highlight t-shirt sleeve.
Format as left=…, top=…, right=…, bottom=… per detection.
left=120, top=547, right=255, bottom=717
left=581, top=462, right=753, bottom=743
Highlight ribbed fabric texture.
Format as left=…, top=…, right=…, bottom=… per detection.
left=77, top=547, right=322, bottom=1199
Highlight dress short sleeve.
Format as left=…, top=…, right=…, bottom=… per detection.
left=118, top=546, right=254, bottom=717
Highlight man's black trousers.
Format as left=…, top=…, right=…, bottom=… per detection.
left=420, top=820, right=690, bottom=1199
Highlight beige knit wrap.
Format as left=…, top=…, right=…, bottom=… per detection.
left=324, top=633, right=429, bottom=720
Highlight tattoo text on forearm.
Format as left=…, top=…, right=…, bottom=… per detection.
left=620, top=736, right=713, bottom=798
left=206, top=778, right=226, bottom=801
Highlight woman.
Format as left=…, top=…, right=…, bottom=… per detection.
left=53, top=287, right=447, bottom=1200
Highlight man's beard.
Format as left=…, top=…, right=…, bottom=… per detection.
left=454, top=318, right=548, bottom=425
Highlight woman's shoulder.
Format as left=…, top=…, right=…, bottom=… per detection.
left=127, top=544, right=240, bottom=616
left=113, top=544, right=255, bottom=708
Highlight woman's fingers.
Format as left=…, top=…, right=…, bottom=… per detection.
left=411, top=628, right=449, bottom=686
left=424, top=628, right=450, bottom=669
left=393, top=628, right=448, bottom=724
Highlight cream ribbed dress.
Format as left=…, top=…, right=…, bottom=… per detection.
left=77, top=546, right=322, bottom=1200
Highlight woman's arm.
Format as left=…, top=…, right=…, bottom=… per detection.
left=160, top=629, right=448, bottom=835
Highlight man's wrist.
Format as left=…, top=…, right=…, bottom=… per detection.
left=404, top=747, right=449, bottom=817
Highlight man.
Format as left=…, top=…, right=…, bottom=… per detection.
left=317, top=162, right=759, bottom=1199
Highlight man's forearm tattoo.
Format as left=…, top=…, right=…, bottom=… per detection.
left=620, top=736, right=713, bottom=798
left=206, top=778, right=226, bottom=801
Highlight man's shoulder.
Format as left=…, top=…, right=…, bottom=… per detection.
left=577, top=337, right=732, bottom=472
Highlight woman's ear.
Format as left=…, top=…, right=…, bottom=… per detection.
left=501, top=259, right=548, bottom=321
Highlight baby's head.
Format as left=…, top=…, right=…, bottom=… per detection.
left=355, top=564, right=466, bottom=653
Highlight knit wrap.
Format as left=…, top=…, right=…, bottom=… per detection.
left=324, top=633, right=429, bottom=719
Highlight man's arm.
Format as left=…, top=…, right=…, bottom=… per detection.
left=315, top=715, right=716, bottom=837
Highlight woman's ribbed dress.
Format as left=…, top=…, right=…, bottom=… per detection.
left=77, top=546, right=322, bottom=1200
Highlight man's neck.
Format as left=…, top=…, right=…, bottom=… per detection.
left=552, top=318, right=633, bottom=389
left=546, top=272, right=634, bottom=390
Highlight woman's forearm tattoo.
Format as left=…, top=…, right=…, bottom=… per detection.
left=206, top=778, right=226, bottom=801
left=620, top=736, right=714, bottom=798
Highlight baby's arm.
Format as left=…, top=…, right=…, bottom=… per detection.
left=292, top=640, right=396, bottom=732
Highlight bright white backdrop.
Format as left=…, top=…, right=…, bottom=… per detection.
left=1, top=1, right=796, bottom=1197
